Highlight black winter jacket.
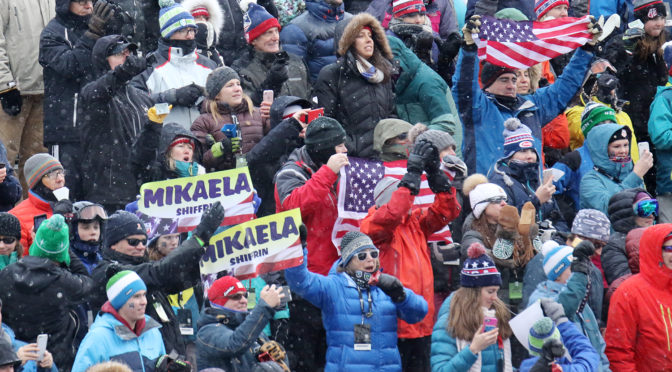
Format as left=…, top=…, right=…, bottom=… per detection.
left=38, top=0, right=96, bottom=145
left=79, top=35, right=154, bottom=206
left=602, top=188, right=644, bottom=285
left=314, top=51, right=396, bottom=158
left=215, top=0, right=278, bottom=66
left=89, top=237, right=205, bottom=356
left=0, top=254, right=94, bottom=369
left=109, top=0, right=161, bottom=55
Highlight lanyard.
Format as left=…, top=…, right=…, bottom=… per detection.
left=357, top=286, right=373, bottom=324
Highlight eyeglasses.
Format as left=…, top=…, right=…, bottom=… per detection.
left=634, top=199, right=658, bottom=218
left=228, top=292, right=248, bottom=301
left=0, top=237, right=16, bottom=244
left=175, top=28, right=198, bottom=36
left=125, top=238, right=147, bottom=247
left=356, top=251, right=379, bottom=261
left=44, top=169, right=66, bottom=179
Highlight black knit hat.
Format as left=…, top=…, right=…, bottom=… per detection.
left=105, top=211, right=147, bottom=247
left=0, top=212, right=21, bottom=239
left=608, top=126, right=631, bottom=144
left=481, top=62, right=516, bottom=89
left=205, top=67, right=240, bottom=100
left=304, top=116, right=347, bottom=151
left=634, top=0, right=667, bottom=21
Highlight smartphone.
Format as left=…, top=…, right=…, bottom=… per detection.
left=483, top=316, right=498, bottom=331
left=33, top=214, right=47, bottom=232
left=638, top=142, right=650, bottom=156
left=302, top=108, right=324, bottom=124
left=542, top=169, right=553, bottom=184
left=36, top=334, right=48, bottom=362
left=155, top=102, right=170, bottom=115
left=278, top=285, right=292, bottom=308
left=262, top=90, right=274, bottom=104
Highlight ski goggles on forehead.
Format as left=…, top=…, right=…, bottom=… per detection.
left=78, top=204, right=108, bottom=221
left=633, top=199, right=658, bottom=218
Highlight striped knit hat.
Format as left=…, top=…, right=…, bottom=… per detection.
left=29, top=214, right=70, bottom=266
left=106, top=270, right=147, bottom=310
left=159, top=0, right=197, bottom=39
left=24, top=153, right=63, bottom=190
left=528, top=317, right=562, bottom=356
left=243, top=3, right=281, bottom=44
left=534, top=0, right=569, bottom=19
left=392, top=0, right=426, bottom=18
left=502, top=118, right=536, bottom=159
left=461, top=243, right=502, bottom=287
left=542, top=242, right=574, bottom=281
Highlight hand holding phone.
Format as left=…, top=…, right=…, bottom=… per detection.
left=262, top=90, right=274, bottom=104
left=36, top=334, right=48, bottom=362
left=302, top=108, right=324, bottom=124
left=483, top=316, right=498, bottom=331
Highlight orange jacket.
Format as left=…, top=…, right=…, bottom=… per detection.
left=542, top=113, right=570, bottom=150
left=9, top=191, right=53, bottom=249
left=360, top=187, right=460, bottom=339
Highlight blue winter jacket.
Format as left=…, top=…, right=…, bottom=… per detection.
left=552, top=145, right=592, bottom=211
left=528, top=273, right=610, bottom=372
left=284, top=254, right=428, bottom=372
left=519, top=321, right=599, bottom=372
left=648, top=83, right=672, bottom=194
left=589, top=0, right=672, bottom=30
left=71, top=311, right=165, bottom=372
left=579, top=124, right=644, bottom=214
left=430, top=293, right=505, bottom=372
left=280, top=0, right=352, bottom=81
left=452, top=45, right=592, bottom=175
left=1, top=324, right=58, bottom=372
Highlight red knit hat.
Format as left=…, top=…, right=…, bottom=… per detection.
left=534, top=0, right=569, bottom=19
left=191, top=6, right=210, bottom=19
left=208, top=276, right=247, bottom=306
left=392, top=0, right=426, bottom=18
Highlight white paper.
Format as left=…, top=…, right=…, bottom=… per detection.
left=52, top=186, right=69, bottom=201
left=510, top=300, right=544, bottom=352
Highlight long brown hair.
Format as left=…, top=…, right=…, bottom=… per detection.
left=635, top=31, right=666, bottom=61
left=447, top=287, right=513, bottom=341
left=338, top=13, right=395, bottom=83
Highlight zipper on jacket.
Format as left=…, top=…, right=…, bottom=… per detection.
left=13, top=7, right=21, bottom=32
left=72, top=93, right=78, bottom=127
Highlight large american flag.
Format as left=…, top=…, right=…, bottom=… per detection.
left=331, top=157, right=453, bottom=249
left=474, top=15, right=593, bottom=69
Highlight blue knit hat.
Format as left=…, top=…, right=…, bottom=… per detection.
left=159, top=0, right=197, bottom=39
left=460, top=243, right=502, bottom=288
left=243, top=3, right=281, bottom=44
left=502, top=118, right=536, bottom=159
left=542, top=243, right=574, bottom=281
left=106, top=270, right=147, bottom=310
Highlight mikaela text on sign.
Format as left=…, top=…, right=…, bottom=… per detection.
left=137, top=168, right=256, bottom=229
left=200, top=208, right=304, bottom=279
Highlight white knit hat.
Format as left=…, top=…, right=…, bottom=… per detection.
left=469, top=183, right=508, bottom=219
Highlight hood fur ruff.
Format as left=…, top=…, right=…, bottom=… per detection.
left=181, top=0, right=224, bottom=41
left=338, top=13, right=393, bottom=60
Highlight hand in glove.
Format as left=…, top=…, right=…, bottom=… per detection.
left=192, top=201, right=225, bottom=244
left=0, top=88, right=21, bottom=116
left=167, top=83, right=203, bottom=107
left=586, top=16, right=603, bottom=46
left=375, top=273, right=406, bottom=303
left=53, top=199, right=73, bottom=215
left=407, top=140, right=434, bottom=175
left=529, top=339, right=565, bottom=372
left=210, top=137, right=240, bottom=158
left=571, top=240, right=595, bottom=275
left=437, top=32, right=461, bottom=62
left=498, top=205, right=520, bottom=232
left=147, top=104, right=172, bottom=124
left=114, top=55, right=147, bottom=82
left=462, top=15, right=481, bottom=45
left=412, top=31, right=435, bottom=52
left=87, top=0, right=116, bottom=38
left=540, top=298, right=569, bottom=325
left=265, top=59, right=289, bottom=88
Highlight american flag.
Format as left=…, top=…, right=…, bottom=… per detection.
left=474, top=15, right=592, bottom=69
left=331, top=157, right=453, bottom=249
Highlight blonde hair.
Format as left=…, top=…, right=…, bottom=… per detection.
left=447, top=287, right=513, bottom=341
left=86, top=361, right=133, bottom=372
left=208, top=95, right=254, bottom=125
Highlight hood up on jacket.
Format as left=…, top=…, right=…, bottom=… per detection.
left=638, top=224, right=672, bottom=290
left=181, top=0, right=224, bottom=43
left=12, top=256, right=66, bottom=294
left=387, top=36, right=421, bottom=93
left=269, top=96, right=312, bottom=127
left=607, top=188, right=646, bottom=233
left=91, top=35, right=136, bottom=78
left=337, top=13, right=392, bottom=60
left=158, top=123, right=203, bottom=163
left=585, top=124, right=633, bottom=182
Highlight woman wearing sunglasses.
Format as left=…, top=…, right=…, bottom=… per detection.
left=285, top=230, right=427, bottom=371
left=0, top=213, right=22, bottom=270
left=605, top=224, right=672, bottom=371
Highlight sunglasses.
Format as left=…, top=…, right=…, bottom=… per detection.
left=664, top=246, right=672, bottom=253
left=126, top=238, right=147, bottom=247
left=0, top=237, right=16, bottom=244
left=476, top=196, right=507, bottom=206
left=356, top=251, right=379, bottom=261
left=634, top=199, right=658, bottom=218
left=228, top=292, right=248, bottom=301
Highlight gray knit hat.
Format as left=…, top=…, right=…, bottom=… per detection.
left=416, top=129, right=456, bottom=153
left=205, top=67, right=240, bottom=100
left=304, top=116, right=347, bottom=151
left=374, top=177, right=400, bottom=208
left=339, top=231, right=378, bottom=268
left=571, top=209, right=611, bottom=242
left=23, top=153, right=63, bottom=189
left=0, top=212, right=21, bottom=239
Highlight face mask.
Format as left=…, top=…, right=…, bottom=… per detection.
left=381, top=143, right=411, bottom=159
left=175, top=160, right=198, bottom=177
left=168, top=39, right=197, bottom=55
left=349, top=270, right=372, bottom=289
left=608, top=153, right=631, bottom=163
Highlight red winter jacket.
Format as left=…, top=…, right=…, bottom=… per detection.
left=360, top=187, right=460, bottom=339
left=9, top=191, right=53, bottom=249
left=605, top=224, right=672, bottom=371
left=274, top=147, right=339, bottom=276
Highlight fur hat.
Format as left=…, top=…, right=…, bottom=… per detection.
left=461, top=243, right=502, bottom=287
left=106, top=270, right=147, bottom=310
left=502, top=118, right=536, bottom=159
left=158, top=0, right=197, bottom=39
left=243, top=3, right=281, bottom=44
left=182, top=0, right=225, bottom=43
left=0, top=212, right=21, bottom=239
left=30, top=214, right=70, bottom=266
left=205, top=67, right=240, bottom=100
left=634, top=0, right=667, bottom=22
left=534, top=0, right=569, bottom=19
left=338, top=13, right=393, bottom=60
left=24, top=153, right=63, bottom=190
left=339, top=231, right=378, bottom=268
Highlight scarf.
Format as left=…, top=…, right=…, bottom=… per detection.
left=175, top=160, right=199, bottom=177
left=348, top=270, right=373, bottom=289
left=388, top=17, right=434, bottom=37
left=0, top=251, right=17, bottom=270
left=356, top=55, right=384, bottom=84
left=455, top=308, right=513, bottom=372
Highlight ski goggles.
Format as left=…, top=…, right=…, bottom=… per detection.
left=77, top=204, right=108, bottom=221
left=633, top=199, right=658, bottom=218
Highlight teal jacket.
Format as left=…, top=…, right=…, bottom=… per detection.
left=528, top=273, right=610, bottom=372
left=387, top=36, right=462, bottom=155
left=579, top=124, right=643, bottom=214
left=648, top=82, right=672, bottom=194
left=430, top=293, right=504, bottom=372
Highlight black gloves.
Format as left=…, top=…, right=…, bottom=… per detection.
left=529, top=339, right=565, bottom=372
left=0, top=88, right=21, bottom=116
left=540, top=298, right=569, bottom=325
left=53, top=199, right=73, bottom=215
left=407, top=140, right=433, bottom=175
left=571, top=240, right=595, bottom=275
left=299, top=224, right=308, bottom=248
left=412, top=31, right=434, bottom=56
left=376, top=273, right=406, bottom=303
left=87, top=0, right=116, bottom=39
left=166, top=83, right=203, bottom=107
left=192, top=201, right=225, bottom=243
left=114, top=55, right=147, bottom=82
left=423, top=142, right=452, bottom=194
left=265, top=57, right=289, bottom=88
left=437, top=32, right=461, bottom=63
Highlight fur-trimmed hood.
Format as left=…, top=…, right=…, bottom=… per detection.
left=181, top=0, right=224, bottom=35
left=338, top=13, right=392, bottom=60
